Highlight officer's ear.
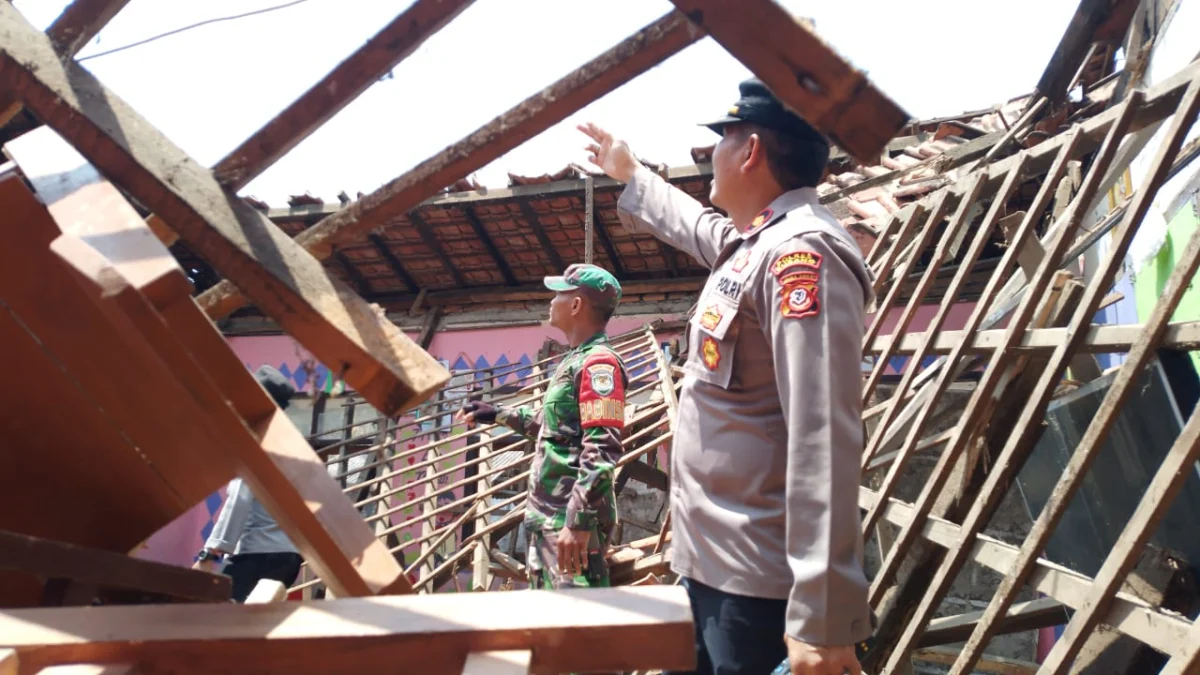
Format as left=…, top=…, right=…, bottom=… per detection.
left=570, top=294, right=584, bottom=317
left=741, top=131, right=768, bottom=175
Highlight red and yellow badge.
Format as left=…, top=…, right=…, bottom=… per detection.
left=699, top=304, right=722, bottom=331
left=579, top=353, right=625, bottom=429
left=770, top=250, right=822, bottom=280
left=700, top=336, right=721, bottom=371
left=730, top=249, right=753, bottom=273
left=744, top=208, right=775, bottom=236
left=779, top=274, right=820, bottom=319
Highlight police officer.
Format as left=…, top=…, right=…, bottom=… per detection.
left=579, top=78, right=873, bottom=675
left=459, top=264, right=628, bottom=589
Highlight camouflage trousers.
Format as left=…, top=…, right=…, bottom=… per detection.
left=527, top=525, right=612, bottom=590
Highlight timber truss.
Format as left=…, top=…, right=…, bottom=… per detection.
left=0, top=0, right=911, bottom=673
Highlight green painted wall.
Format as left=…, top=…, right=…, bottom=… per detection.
left=1134, top=202, right=1200, bottom=370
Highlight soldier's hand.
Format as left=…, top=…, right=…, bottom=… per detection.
left=556, top=526, right=590, bottom=576
left=785, top=635, right=861, bottom=675
left=458, top=401, right=497, bottom=425
left=578, top=123, right=639, bottom=183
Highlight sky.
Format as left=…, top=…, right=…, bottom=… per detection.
left=15, top=0, right=1081, bottom=207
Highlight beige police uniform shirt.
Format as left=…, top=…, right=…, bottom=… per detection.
left=617, top=165, right=874, bottom=646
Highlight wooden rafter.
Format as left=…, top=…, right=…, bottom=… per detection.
left=863, top=488, right=1195, bottom=658
left=409, top=210, right=467, bottom=287
left=212, top=0, right=474, bottom=191
left=0, top=586, right=693, bottom=673
left=367, top=233, right=420, bottom=293
left=0, top=0, right=131, bottom=127
left=195, top=11, right=705, bottom=318
left=516, top=198, right=566, bottom=271
left=592, top=219, right=626, bottom=277
left=0, top=3, right=449, bottom=416
left=3, top=128, right=410, bottom=598
left=461, top=206, right=518, bottom=286
left=332, top=249, right=371, bottom=296
left=666, top=0, right=908, bottom=163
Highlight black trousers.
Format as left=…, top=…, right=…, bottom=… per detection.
left=224, top=551, right=304, bottom=603
left=666, top=577, right=788, bottom=675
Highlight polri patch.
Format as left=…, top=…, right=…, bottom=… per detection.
left=770, top=250, right=822, bottom=279
left=700, top=336, right=721, bottom=371
left=779, top=272, right=820, bottom=320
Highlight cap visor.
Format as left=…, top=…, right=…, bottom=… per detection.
left=698, top=115, right=741, bottom=135
left=543, top=276, right=577, bottom=292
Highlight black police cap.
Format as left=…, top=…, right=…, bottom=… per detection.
left=700, top=77, right=829, bottom=148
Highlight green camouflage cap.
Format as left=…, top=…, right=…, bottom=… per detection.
left=544, top=263, right=622, bottom=310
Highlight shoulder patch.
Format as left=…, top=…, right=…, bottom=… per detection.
left=770, top=250, right=822, bottom=279
left=579, top=352, right=625, bottom=429
left=772, top=249, right=823, bottom=320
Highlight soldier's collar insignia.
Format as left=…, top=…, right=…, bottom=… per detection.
left=743, top=208, right=774, bottom=237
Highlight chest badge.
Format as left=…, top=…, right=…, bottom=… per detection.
left=699, top=304, right=723, bottom=331
left=700, top=336, right=722, bottom=371
left=730, top=249, right=753, bottom=273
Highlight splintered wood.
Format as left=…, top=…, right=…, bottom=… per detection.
left=855, top=63, right=1200, bottom=673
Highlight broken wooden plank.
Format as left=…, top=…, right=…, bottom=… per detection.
left=0, top=170, right=218, bottom=552
left=1035, top=0, right=1141, bottom=104
left=882, top=77, right=1199, bottom=671
left=462, top=651, right=532, bottom=675
left=0, top=586, right=693, bottom=673
left=213, top=0, right=475, bottom=190
left=0, top=4, right=449, bottom=416
left=913, top=648, right=1037, bottom=675
left=867, top=321, right=1200, bottom=355
left=196, top=11, right=705, bottom=319
left=1038, top=400, right=1200, bottom=674
left=946, top=101, right=1200, bottom=675
left=0, top=530, right=230, bottom=603
left=244, top=580, right=288, bottom=604
left=0, top=0, right=131, bottom=127
left=861, top=488, right=1193, bottom=658
left=918, top=598, right=1067, bottom=648
left=5, top=130, right=409, bottom=597
left=667, top=0, right=907, bottom=163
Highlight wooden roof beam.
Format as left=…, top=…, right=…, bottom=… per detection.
left=409, top=210, right=467, bottom=287
left=462, top=206, right=518, bottom=286
left=516, top=198, right=566, bottom=271
left=593, top=220, right=627, bottom=278
left=213, top=0, right=474, bottom=190
left=0, top=0, right=131, bottom=127
left=196, top=11, right=705, bottom=319
left=0, top=586, right=694, bottom=673
left=367, top=233, right=420, bottom=293
left=332, top=249, right=371, bottom=297
left=0, top=3, right=449, bottom=416
left=667, top=0, right=908, bottom=164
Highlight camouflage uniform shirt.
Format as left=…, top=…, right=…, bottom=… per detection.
left=497, top=331, right=628, bottom=533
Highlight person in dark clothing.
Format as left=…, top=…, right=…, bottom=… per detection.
left=192, top=366, right=304, bottom=602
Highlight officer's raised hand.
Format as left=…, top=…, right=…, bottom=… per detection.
left=457, top=400, right=497, bottom=425
left=578, top=122, right=639, bottom=183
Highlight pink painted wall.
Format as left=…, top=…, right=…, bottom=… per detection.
left=137, top=301, right=971, bottom=584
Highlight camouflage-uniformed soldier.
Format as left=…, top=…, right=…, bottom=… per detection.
left=459, top=264, right=628, bottom=589
left=580, top=78, right=873, bottom=675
